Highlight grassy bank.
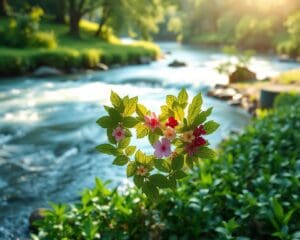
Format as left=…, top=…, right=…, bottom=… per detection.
left=0, top=18, right=160, bottom=77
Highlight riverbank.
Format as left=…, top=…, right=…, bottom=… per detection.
left=207, top=68, right=300, bottom=114
left=0, top=19, right=160, bottom=77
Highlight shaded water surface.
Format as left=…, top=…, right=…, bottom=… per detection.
left=0, top=43, right=299, bottom=239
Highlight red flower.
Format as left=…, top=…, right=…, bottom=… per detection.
left=192, top=137, right=206, bottom=147
left=193, top=125, right=206, bottom=137
left=184, top=143, right=198, bottom=156
left=166, top=117, right=178, bottom=128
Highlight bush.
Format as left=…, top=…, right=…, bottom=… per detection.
left=31, top=49, right=82, bottom=69
left=33, top=94, right=300, bottom=240
left=3, top=7, right=58, bottom=49
left=276, top=40, right=299, bottom=58
left=274, top=92, right=300, bottom=108
left=81, top=49, right=101, bottom=68
left=29, top=32, right=58, bottom=49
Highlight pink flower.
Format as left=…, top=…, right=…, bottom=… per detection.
left=112, top=127, right=125, bottom=142
left=153, top=138, right=171, bottom=158
left=136, top=165, right=148, bottom=176
left=145, top=112, right=160, bottom=131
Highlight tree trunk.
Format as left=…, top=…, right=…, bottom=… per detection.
left=68, top=0, right=81, bottom=37
left=55, top=0, right=66, bottom=24
left=95, top=22, right=104, bottom=37
left=0, top=0, right=9, bottom=17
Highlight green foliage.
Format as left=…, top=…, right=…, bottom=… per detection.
left=34, top=94, right=300, bottom=239
left=0, top=18, right=160, bottom=76
left=96, top=89, right=218, bottom=199
left=2, top=7, right=58, bottom=49
left=235, top=16, right=275, bottom=50
left=277, top=12, right=300, bottom=58
left=274, top=92, right=300, bottom=109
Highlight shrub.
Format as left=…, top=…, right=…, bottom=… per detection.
left=274, top=92, right=300, bottom=108
left=33, top=94, right=300, bottom=240
left=276, top=40, right=299, bottom=58
left=81, top=49, right=101, bottom=68
left=29, top=32, right=58, bottom=49
left=3, top=7, right=58, bottom=49
left=31, top=49, right=82, bottom=69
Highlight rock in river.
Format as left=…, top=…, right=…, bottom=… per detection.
left=32, top=66, right=63, bottom=77
left=168, top=60, right=187, bottom=67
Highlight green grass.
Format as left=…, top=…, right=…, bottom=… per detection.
left=276, top=68, right=300, bottom=85
left=0, top=18, right=160, bottom=76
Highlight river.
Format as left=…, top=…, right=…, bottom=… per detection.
left=0, top=43, right=299, bottom=239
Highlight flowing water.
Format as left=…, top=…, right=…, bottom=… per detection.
left=0, top=43, right=299, bottom=239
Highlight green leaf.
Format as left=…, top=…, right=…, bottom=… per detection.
left=113, top=156, right=129, bottom=166
left=197, top=147, right=217, bottom=159
left=118, top=137, right=130, bottom=149
left=110, top=91, right=123, bottom=109
left=96, top=116, right=117, bottom=128
left=178, top=88, right=188, bottom=106
left=166, top=95, right=177, bottom=108
left=172, top=170, right=187, bottom=179
left=171, top=155, right=184, bottom=170
left=123, top=117, right=139, bottom=128
left=160, top=105, right=173, bottom=121
left=126, top=162, right=136, bottom=177
left=149, top=174, right=170, bottom=188
left=148, top=131, right=159, bottom=145
left=188, top=93, right=203, bottom=125
left=135, top=150, right=147, bottom=164
left=96, top=144, right=118, bottom=155
left=125, top=146, right=136, bottom=156
left=204, top=120, right=220, bottom=134
left=271, top=198, right=284, bottom=222
left=185, top=156, right=194, bottom=169
left=107, top=128, right=117, bottom=144
left=123, top=96, right=138, bottom=116
left=193, top=107, right=213, bottom=126
left=107, top=107, right=122, bottom=123
left=173, top=103, right=184, bottom=121
left=136, top=104, right=149, bottom=119
left=133, top=175, right=144, bottom=188
left=142, top=182, right=159, bottom=200
left=136, top=123, right=149, bottom=138
left=154, top=159, right=170, bottom=173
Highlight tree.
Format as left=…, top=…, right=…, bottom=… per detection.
left=55, top=0, right=66, bottom=24
left=0, top=0, right=9, bottom=16
left=94, top=0, right=165, bottom=40
left=68, top=0, right=102, bottom=37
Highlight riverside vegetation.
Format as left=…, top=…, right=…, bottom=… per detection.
left=31, top=92, right=300, bottom=240
left=0, top=7, right=160, bottom=77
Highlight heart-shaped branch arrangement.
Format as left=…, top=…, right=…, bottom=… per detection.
left=96, top=89, right=219, bottom=199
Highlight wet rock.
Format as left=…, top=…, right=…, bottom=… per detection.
left=95, top=63, right=109, bottom=71
left=228, top=99, right=242, bottom=106
left=229, top=67, right=256, bottom=83
left=139, top=56, right=152, bottom=65
left=32, top=66, right=63, bottom=77
left=279, top=54, right=295, bottom=63
left=168, top=60, right=187, bottom=67
left=29, top=208, right=47, bottom=233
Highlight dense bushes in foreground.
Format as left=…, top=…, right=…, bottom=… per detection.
left=33, top=94, right=300, bottom=240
